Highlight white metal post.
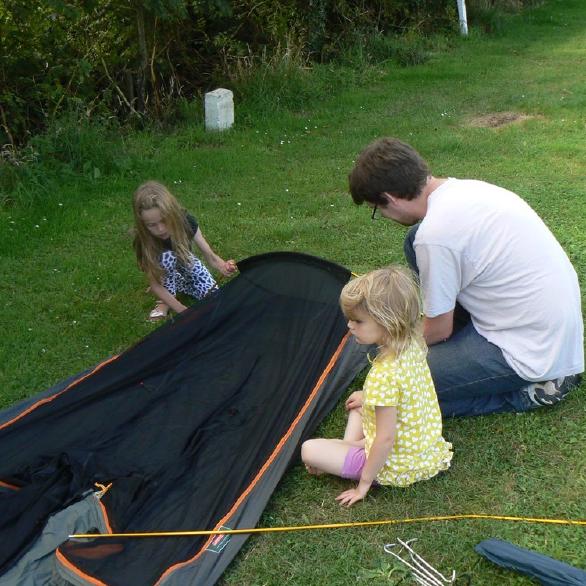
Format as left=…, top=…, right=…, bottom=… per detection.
left=457, top=0, right=469, bottom=36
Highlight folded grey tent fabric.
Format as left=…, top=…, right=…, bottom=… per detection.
left=475, top=538, right=586, bottom=586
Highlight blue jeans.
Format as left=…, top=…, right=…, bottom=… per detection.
left=404, top=224, right=532, bottom=417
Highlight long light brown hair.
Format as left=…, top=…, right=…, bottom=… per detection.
left=340, top=265, right=425, bottom=361
left=132, top=181, right=194, bottom=283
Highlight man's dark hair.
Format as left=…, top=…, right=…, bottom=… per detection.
left=348, top=137, right=430, bottom=204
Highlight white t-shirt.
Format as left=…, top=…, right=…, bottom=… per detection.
left=414, top=178, right=584, bottom=381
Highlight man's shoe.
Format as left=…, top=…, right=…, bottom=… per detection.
left=525, top=374, right=581, bottom=407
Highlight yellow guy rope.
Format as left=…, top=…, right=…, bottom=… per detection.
left=70, top=514, right=586, bottom=539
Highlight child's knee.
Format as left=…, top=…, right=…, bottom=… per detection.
left=301, top=439, right=316, bottom=465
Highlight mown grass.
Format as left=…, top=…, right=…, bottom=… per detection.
left=1, top=0, right=585, bottom=583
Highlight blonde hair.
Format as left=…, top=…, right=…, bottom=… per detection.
left=340, top=265, right=425, bottom=360
left=132, top=181, right=194, bottom=283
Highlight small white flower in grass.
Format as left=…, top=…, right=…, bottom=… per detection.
left=28, top=328, right=32, bottom=331
left=35, top=224, right=40, bottom=228
left=58, top=203, right=63, bottom=206
left=330, top=204, right=334, bottom=207
left=285, top=189, right=289, bottom=192
left=280, top=140, right=285, bottom=145
left=42, top=348, right=46, bottom=353
left=237, top=202, right=241, bottom=206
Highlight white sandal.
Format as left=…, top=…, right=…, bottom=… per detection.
left=148, top=303, right=169, bottom=322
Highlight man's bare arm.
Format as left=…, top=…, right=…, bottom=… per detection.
left=424, top=310, right=454, bottom=345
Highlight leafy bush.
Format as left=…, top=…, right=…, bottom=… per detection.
left=1, top=0, right=458, bottom=148
left=0, top=0, right=537, bottom=205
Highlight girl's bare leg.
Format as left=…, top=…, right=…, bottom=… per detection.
left=301, top=438, right=355, bottom=477
left=343, top=408, right=364, bottom=443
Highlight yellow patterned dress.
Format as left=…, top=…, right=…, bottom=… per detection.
left=362, top=341, right=453, bottom=486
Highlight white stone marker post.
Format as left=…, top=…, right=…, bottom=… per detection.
left=205, top=88, right=234, bottom=131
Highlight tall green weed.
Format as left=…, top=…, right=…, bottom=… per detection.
left=467, top=0, right=544, bottom=32
left=0, top=111, right=136, bottom=206
left=339, top=31, right=447, bottom=68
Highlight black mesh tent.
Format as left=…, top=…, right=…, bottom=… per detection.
left=0, top=252, right=368, bottom=586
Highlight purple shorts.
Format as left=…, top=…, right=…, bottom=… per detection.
left=340, top=446, right=366, bottom=480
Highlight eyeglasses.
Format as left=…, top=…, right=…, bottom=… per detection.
left=371, top=204, right=378, bottom=221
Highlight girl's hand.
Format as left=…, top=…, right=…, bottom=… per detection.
left=216, top=259, right=238, bottom=277
left=345, top=391, right=363, bottom=411
left=335, top=483, right=370, bottom=507
left=225, top=259, right=238, bottom=274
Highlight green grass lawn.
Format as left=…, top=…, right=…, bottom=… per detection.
left=1, top=0, right=585, bottom=583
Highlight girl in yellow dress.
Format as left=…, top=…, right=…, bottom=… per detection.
left=301, top=265, right=452, bottom=506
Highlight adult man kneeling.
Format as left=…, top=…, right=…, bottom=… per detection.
left=349, top=137, right=583, bottom=416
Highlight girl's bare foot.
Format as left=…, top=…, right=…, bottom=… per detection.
left=305, top=465, right=325, bottom=476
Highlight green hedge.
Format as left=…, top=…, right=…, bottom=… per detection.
left=1, top=0, right=457, bottom=146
